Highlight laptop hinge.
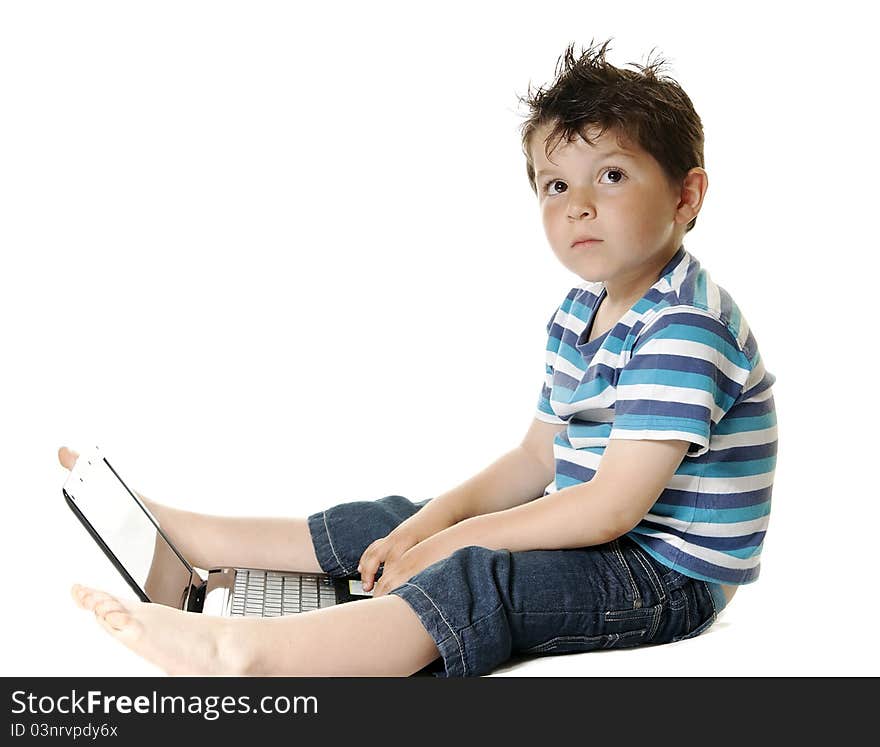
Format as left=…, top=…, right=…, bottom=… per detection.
left=181, top=576, right=207, bottom=612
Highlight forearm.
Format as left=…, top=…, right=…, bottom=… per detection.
left=376, top=479, right=635, bottom=596
left=426, top=446, right=554, bottom=527
left=471, top=482, right=622, bottom=550
left=418, top=480, right=622, bottom=560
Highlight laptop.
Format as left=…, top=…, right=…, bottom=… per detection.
left=62, top=446, right=375, bottom=617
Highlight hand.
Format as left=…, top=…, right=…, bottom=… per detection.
left=358, top=501, right=461, bottom=592
left=368, top=515, right=487, bottom=596
left=369, top=541, right=440, bottom=598
left=358, top=522, right=422, bottom=593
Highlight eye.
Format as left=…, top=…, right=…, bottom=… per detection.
left=543, top=179, right=567, bottom=195
left=600, top=167, right=627, bottom=184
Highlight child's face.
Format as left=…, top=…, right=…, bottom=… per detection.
left=530, top=122, right=690, bottom=294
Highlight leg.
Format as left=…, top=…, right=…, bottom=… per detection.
left=238, top=594, right=441, bottom=676
left=137, top=501, right=325, bottom=574
left=59, top=446, right=323, bottom=573
left=73, top=584, right=440, bottom=676
left=391, top=539, right=724, bottom=676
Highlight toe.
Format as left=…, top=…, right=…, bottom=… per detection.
left=76, top=586, right=114, bottom=612
left=94, top=597, right=126, bottom=619
left=95, top=608, right=141, bottom=644
left=58, top=446, right=79, bottom=470
left=102, top=609, right=132, bottom=632
left=71, top=584, right=88, bottom=609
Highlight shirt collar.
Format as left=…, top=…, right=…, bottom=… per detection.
left=657, top=244, right=688, bottom=282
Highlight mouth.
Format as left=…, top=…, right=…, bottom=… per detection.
left=571, top=238, right=602, bottom=248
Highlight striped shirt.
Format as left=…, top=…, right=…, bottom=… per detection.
left=536, top=246, right=777, bottom=585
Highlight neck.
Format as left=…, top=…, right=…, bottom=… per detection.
left=603, top=244, right=681, bottom=310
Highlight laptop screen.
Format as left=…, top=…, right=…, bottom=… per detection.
left=63, top=449, right=196, bottom=608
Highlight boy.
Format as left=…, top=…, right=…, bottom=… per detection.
left=61, top=39, right=777, bottom=677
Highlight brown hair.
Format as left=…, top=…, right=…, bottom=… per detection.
left=518, top=38, right=705, bottom=232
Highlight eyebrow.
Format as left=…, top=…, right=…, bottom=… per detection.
left=534, top=150, right=637, bottom=179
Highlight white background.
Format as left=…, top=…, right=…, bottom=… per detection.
left=1, top=1, right=877, bottom=676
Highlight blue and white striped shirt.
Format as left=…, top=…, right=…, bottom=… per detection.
left=536, top=246, right=777, bottom=585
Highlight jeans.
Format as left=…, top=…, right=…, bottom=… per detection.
left=307, top=495, right=728, bottom=677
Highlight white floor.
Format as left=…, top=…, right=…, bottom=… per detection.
left=2, top=535, right=864, bottom=677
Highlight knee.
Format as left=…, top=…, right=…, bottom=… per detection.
left=423, top=545, right=511, bottom=589
left=447, top=545, right=495, bottom=563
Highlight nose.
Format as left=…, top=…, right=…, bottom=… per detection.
left=565, top=185, right=594, bottom=220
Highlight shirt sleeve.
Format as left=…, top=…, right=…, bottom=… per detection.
left=610, top=307, right=753, bottom=457
left=535, top=299, right=569, bottom=425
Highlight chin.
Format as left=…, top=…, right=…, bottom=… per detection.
left=564, top=260, right=608, bottom=284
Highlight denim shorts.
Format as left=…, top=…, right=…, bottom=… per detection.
left=307, top=495, right=729, bottom=677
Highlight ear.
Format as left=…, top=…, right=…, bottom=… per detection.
left=673, top=167, right=708, bottom=227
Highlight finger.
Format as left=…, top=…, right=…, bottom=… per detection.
left=361, top=564, right=374, bottom=591
left=357, top=551, right=371, bottom=589
left=362, top=560, right=385, bottom=592
left=359, top=543, right=384, bottom=591
left=58, top=446, right=80, bottom=471
left=373, top=576, right=389, bottom=597
left=357, top=543, right=376, bottom=578
left=363, top=562, right=385, bottom=593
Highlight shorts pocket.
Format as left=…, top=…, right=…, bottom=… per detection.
left=668, top=583, right=716, bottom=642
left=672, top=615, right=715, bottom=642
left=521, top=628, right=647, bottom=655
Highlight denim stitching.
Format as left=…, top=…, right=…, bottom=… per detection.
left=671, top=582, right=720, bottom=642
left=464, top=603, right=505, bottom=631
left=523, top=629, right=644, bottom=655
left=627, top=547, right=666, bottom=639
left=703, top=581, right=718, bottom=621
left=618, top=602, right=662, bottom=641
left=322, top=512, right=353, bottom=575
left=522, top=634, right=604, bottom=654
left=400, top=581, right=467, bottom=677
left=604, top=607, right=653, bottom=622
left=648, top=604, right=662, bottom=640
left=611, top=540, right=642, bottom=609
left=628, top=544, right=665, bottom=603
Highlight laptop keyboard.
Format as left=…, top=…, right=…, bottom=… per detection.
left=230, top=569, right=337, bottom=617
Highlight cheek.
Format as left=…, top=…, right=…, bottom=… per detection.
left=621, top=191, right=675, bottom=232
left=540, top=202, right=563, bottom=234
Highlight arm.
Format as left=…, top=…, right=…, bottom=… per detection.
left=371, top=437, right=688, bottom=594
left=409, top=417, right=568, bottom=531
left=371, top=437, right=690, bottom=595
left=358, top=419, right=565, bottom=589
left=455, top=437, right=691, bottom=551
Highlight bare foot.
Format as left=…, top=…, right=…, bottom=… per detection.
left=58, top=445, right=79, bottom=471
left=62, top=450, right=236, bottom=674
left=71, top=584, right=248, bottom=675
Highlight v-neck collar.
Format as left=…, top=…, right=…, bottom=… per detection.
left=574, top=245, right=688, bottom=353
